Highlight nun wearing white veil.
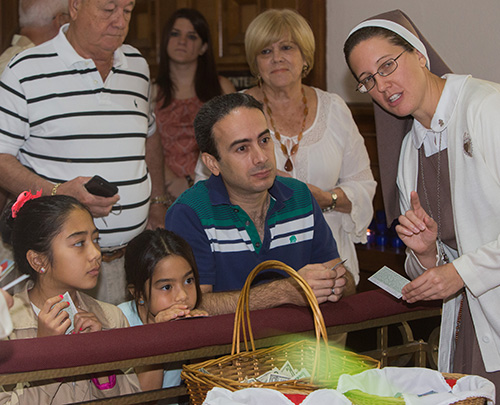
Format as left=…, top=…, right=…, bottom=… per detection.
left=344, top=9, right=500, bottom=397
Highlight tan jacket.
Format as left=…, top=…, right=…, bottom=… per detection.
left=0, top=282, right=141, bottom=404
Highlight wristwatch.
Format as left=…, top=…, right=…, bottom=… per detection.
left=322, top=192, right=338, bottom=213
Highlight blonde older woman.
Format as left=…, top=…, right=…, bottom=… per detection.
left=242, top=9, right=375, bottom=285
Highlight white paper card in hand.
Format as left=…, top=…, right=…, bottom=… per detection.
left=61, top=291, right=78, bottom=334
left=369, top=266, right=410, bottom=299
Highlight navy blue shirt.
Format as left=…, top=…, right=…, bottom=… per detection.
left=165, top=175, right=339, bottom=291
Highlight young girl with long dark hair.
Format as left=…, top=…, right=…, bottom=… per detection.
left=119, top=228, right=206, bottom=391
left=0, top=192, right=140, bottom=403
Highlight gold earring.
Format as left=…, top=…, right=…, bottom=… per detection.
left=301, top=65, right=309, bottom=78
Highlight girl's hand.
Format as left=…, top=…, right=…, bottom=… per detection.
left=186, top=309, right=209, bottom=317
left=37, top=295, right=72, bottom=337
left=154, top=304, right=191, bottom=323
left=73, top=310, right=102, bottom=333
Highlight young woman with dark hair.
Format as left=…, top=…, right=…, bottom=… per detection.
left=154, top=8, right=235, bottom=201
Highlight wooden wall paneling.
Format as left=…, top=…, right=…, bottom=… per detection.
left=126, top=0, right=325, bottom=89
left=0, top=1, right=19, bottom=55
left=216, top=0, right=259, bottom=69
left=0, top=1, right=3, bottom=53
left=296, top=0, right=326, bottom=90
left=126, top=1, right=154, bottom=62
left=2, top=0, right=325, bottom=88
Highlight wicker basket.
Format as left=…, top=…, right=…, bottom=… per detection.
left=344, top=373, right=488, bottom=404
left=182, top=260, right=380, bottom=405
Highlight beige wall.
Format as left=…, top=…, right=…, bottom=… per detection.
left=327, top=0, right=500, bottom=102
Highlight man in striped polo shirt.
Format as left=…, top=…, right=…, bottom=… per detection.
left=0, top=0, right=70, bottom=277
left=0, top=0, right=165, bottom=304
left=166, top=93, right=354, bottom=315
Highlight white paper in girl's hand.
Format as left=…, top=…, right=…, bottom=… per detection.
left=61, top=291, right=78, bottom=334
left=368, top=266, right=410, bottom=299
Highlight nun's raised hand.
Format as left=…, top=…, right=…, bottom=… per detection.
left=396, top=191, right=439, bottom=268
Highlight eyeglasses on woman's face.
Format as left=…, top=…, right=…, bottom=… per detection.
left=356, top=49, right=407, bottom=93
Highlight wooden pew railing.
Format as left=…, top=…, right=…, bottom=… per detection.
left=0, top=290, right=441, bottom=404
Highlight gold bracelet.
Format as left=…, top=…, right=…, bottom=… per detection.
left=150, top=194, right=176, bottom=205
left=51, top=183, right=62, bottom=196
left=151, top=195, right=167, bottom=204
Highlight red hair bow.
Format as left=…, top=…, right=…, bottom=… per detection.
left=12, top=190, right=42, bottom=218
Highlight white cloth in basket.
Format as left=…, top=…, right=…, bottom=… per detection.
left=337, top=367, right=495, bottom=405
left=203, top=387, right=352, bottom=405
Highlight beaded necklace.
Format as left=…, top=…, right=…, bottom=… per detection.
left=420, top=132, right=466, bottom=343
left=262, top=86, right=308, bottom=172
left=418, top=132, right=449, bottom=264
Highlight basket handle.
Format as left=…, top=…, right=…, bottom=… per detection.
left=231, top=260, right=330, bottom=379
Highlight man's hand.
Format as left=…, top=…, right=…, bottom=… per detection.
left=329, top=262, right=357, bottom=301
left=197, top=260, right=354, bottom=316
left=328, top=263, right=348, bottom=302
left=297, top=262, right=345, bottom=304
left=402, top=262, right=464, bottom=303
left=396, top=192, right=438, bottom=267
left=56, top=177, right=120, bottom=217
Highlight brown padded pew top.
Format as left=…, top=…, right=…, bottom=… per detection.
left=0, top=289, right=441, bottom=375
